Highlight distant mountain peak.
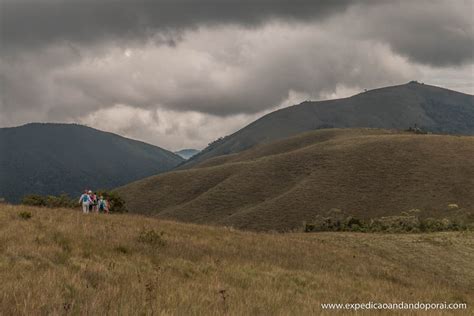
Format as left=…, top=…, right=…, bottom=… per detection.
left=175, top=149, right=200, bottom=160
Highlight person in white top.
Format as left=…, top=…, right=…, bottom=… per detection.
left=78, top=190, right=92, bottom=214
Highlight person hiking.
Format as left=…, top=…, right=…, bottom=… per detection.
left=98, top=196, right=109, bottom=214
left=88, top=191, right=95, bottom=213
left=92, top=192, right=99, bottom=213
left=79, top=190, right=92, bottom=214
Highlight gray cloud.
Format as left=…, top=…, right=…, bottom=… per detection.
left=2, top=1, right=472, bottom=67
left=0, top=23, right=415, bottom=120
left=1, top=0, right=355, bottom=53
left=346, top=0, right=474, bottom=67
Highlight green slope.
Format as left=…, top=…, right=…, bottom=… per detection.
left=117, top=129, right=474, bottom=231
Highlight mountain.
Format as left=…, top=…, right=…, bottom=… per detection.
left=175, top=149, right=200, bottom=160
left=182, top=82, right=474, bottom=168
left=0, top=123, right=184, bottom=202
left=116, top=128, right=474, bottom=231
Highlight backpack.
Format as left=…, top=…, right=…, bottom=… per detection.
left=82, top=195, right=89, bottom=203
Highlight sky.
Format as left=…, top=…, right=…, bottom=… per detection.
left=1, top=0, right=473, bottom=151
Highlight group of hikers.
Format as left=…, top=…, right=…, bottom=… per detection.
left=78, top=190, right=110, bottom=214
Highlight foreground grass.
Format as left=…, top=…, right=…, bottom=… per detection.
left=1, top=205, right=473, bottom=315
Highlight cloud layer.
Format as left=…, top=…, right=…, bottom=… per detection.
left=1, top=0, right=473, bottom=150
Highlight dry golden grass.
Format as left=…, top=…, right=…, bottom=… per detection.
left=117, top=129, right=474, bottom=231
left=1, top=204, right=473, bottom=315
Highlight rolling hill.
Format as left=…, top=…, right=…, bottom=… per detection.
left=0, top=123, right=184, bottom=202
left=182, top=82, right=474, bottom=168
left=117, top=128, right=474, bottom=231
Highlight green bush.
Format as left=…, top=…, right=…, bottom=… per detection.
left=22, top=193, right=75, bottom=208
left=21, top=191, right=127, bottom=213
left=22, top=194, right=47, bottom=207
left=137, top=229, right=166, bottom=247
left=97, top=191, right=128, bottom=213
left=18, top=211, right=32, bottom=220
left=305, top=209, right=471, bottom=233
left=46, top=194, right=76, bottom=208
left=370, top=215, right=420, bottom=233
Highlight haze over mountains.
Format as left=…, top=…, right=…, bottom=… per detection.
left=117, top=128, right=474, bottom=231
left=0, top=123, right=183, bottom=203
left=174, top=149, right=200, bottom=160
left=182, top=82, right=474, bottom=168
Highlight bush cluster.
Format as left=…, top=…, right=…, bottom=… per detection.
left=18, top=211, right=32, bottom=220
left=21, top=191, right=127, bottom=213
left=22, top=193, right=76, bottom=208
left=137, top=229, right=166, bottom=247
left=96, top=191, right=128, bottom=213
left=305, top=209, right=471, bottom=233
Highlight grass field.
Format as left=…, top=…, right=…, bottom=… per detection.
left=1, top=204, right=473, bottom=315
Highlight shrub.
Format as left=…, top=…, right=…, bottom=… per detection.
left=137, top=229, right=166, bottom=247
left=20, top=191, right=127, bottom=213
left=114, top=246, right=130, bottom=254
left=22, top=194, right=47, bottom=207
left=46, top=194, right=76, bottom=208
left=18, top=211, right=32, bottom=220
left=97, top=191, right=128, bottom=213
left=22, top=193, right=75, bottom=208
left=370, top=215, right=420, bottom=233
left=305, top=209, right=471, bottom=233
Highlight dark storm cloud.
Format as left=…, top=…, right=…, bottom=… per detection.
left=1, top=0, right=473, bottom=149
left=2, top=0, right=472, bottom=67
left=348, top=0, right=474, bottom=67
left=1, top=0, right=355, bottom=52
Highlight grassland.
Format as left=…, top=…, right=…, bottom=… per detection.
left=1, top=204, right=473, bottom=315
left=117, top=129, right=474, bottom=231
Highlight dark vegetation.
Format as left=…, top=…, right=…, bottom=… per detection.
left=117, top=128, right=474, bottom=231
left=21, top=191, right=127, bottom=213
left=17, top=211, right=32, bottom=220
left=182, top=82, right=474, bottom=168
left=0, top=123, right=183, bottom=203
left=304, top=208, right=473, bottom=233
left=137, top=229, right=166, bottom=247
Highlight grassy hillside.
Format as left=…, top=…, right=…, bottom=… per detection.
left=1, top=205, right=473, bottom=315
left=117, top=129, right=474, bottom=231
left=183, top=82, right=474, bottom=168
left=0, top=123, right=183, bottom=203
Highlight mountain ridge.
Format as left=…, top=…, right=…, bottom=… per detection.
left=181, top=82, right=474, bottom=168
